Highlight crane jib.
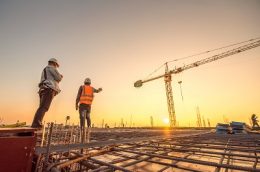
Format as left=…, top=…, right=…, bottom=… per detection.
left=134, top=39, right=260, bottom=86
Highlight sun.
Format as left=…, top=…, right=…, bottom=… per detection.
left=163, top=117, right=169, bottom=124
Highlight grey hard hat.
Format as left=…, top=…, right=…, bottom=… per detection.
left=84, top=78, right=91, bottom=84
left=48, top=58, right=59, bottom=67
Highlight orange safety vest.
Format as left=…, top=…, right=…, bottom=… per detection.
left=79, top=85, right=94, bottom=105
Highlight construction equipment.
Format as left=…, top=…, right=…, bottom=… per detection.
left=0, top=128, right=37, bottom=172
left=134, top=38, right=260, bottom=127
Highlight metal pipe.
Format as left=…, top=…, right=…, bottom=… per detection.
left=89, top=157, right=132, bottom=172
left=135, top=143, right=259, bottom=159
left=41, top=121, right=46, bottom=147
left=214, top=138, right=230, bottom=172
left=44, top=122, right=54, bottom=170
left=177, top=138, right=260, bottom=147
left=81, top=160, right=100, bottom=169
left=108, top=150, right=203, bottom=172
left=115, top=148, right=260, bottom=171
left=35, top=135, right=171, bottom=155
left=89, top=166, right=111, bottom=172
left=122, top=156, right=152, bottom=167
left=52, top=146, right=113, bottom=169
left=156, top=142, right=260, bottom=153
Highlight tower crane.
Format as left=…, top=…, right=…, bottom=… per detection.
left=134, top=38, right=260, bottom=128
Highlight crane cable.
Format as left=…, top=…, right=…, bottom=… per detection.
left=178, top=80, right=184, bottom=101
left=167, top=37, right=260, bottom=63
left=144, top=37, right=260, bottom=80
left=144, top=63, right=165, bottom=80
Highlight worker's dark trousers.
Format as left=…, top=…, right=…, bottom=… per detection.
left=79, top=104, right=91, bottom=129
left=31, top=88, right=55, bottom=128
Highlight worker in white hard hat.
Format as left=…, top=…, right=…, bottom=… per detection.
left=76, top=78, right=102, bottom=130
left=31, top=58, right=63, bottom=128
left=251, top=114, right=260, bottom=128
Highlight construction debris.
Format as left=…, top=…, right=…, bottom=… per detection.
left=216, top=122, right=252, bottom=134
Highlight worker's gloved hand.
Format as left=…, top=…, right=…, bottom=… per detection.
left=76, top=104, right=78, bottom=111
left=98, top=88, right=102, bottom=92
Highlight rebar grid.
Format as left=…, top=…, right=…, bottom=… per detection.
left=37, top=132, right=260, bottom=172
left=38, top=124, right=206, bottom=147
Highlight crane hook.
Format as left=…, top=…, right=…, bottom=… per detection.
left=178, top=81, right=184, bottom=101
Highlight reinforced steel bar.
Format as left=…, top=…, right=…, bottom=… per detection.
left=36, top=131, right=260, bottom=172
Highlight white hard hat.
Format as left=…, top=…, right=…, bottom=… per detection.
left=84, top=78, right=91, bottom=84
left=48, top=58, right=59, bottom=67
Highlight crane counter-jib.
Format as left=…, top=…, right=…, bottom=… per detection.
left=134, top=74, right=166, bottom=87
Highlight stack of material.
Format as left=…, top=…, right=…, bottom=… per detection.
left=230, top=121, right=251, bottom=134
left=216, top=123, right=231, bottom=134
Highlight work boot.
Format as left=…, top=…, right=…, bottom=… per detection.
left=31, top=124, right=43, bottom=131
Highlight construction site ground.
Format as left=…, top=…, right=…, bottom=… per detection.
left=33, top=127, right=260, bottom=172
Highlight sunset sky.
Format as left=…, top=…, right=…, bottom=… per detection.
left=0, top=0, right=259, bottom=127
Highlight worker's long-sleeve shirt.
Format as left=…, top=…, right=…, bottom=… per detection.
left=76, top=85, right=100, bottom=106
left=39, top=65, right=63, bottom=93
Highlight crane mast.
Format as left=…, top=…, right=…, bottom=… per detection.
left=164, top=63, right=176, bottom=127
left=134, top=39, right=260, bottom=128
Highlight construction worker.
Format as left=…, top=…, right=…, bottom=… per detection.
left=251, top=114, right=259, bottom=128
left=76, top=78, right=102, bottom=130
left=31, top=58, right=63, bottom=128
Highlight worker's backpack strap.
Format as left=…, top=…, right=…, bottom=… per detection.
left=38, top=67, right=48, bottom=88
left=81, top=85, right=85, bottom=95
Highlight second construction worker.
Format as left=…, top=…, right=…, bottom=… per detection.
left=76, top=78, right=102, bottom=130
left=251, top=114, right=260, bottom=128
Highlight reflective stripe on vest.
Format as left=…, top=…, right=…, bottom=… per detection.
left=79, top=85, right=94, bottom=105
